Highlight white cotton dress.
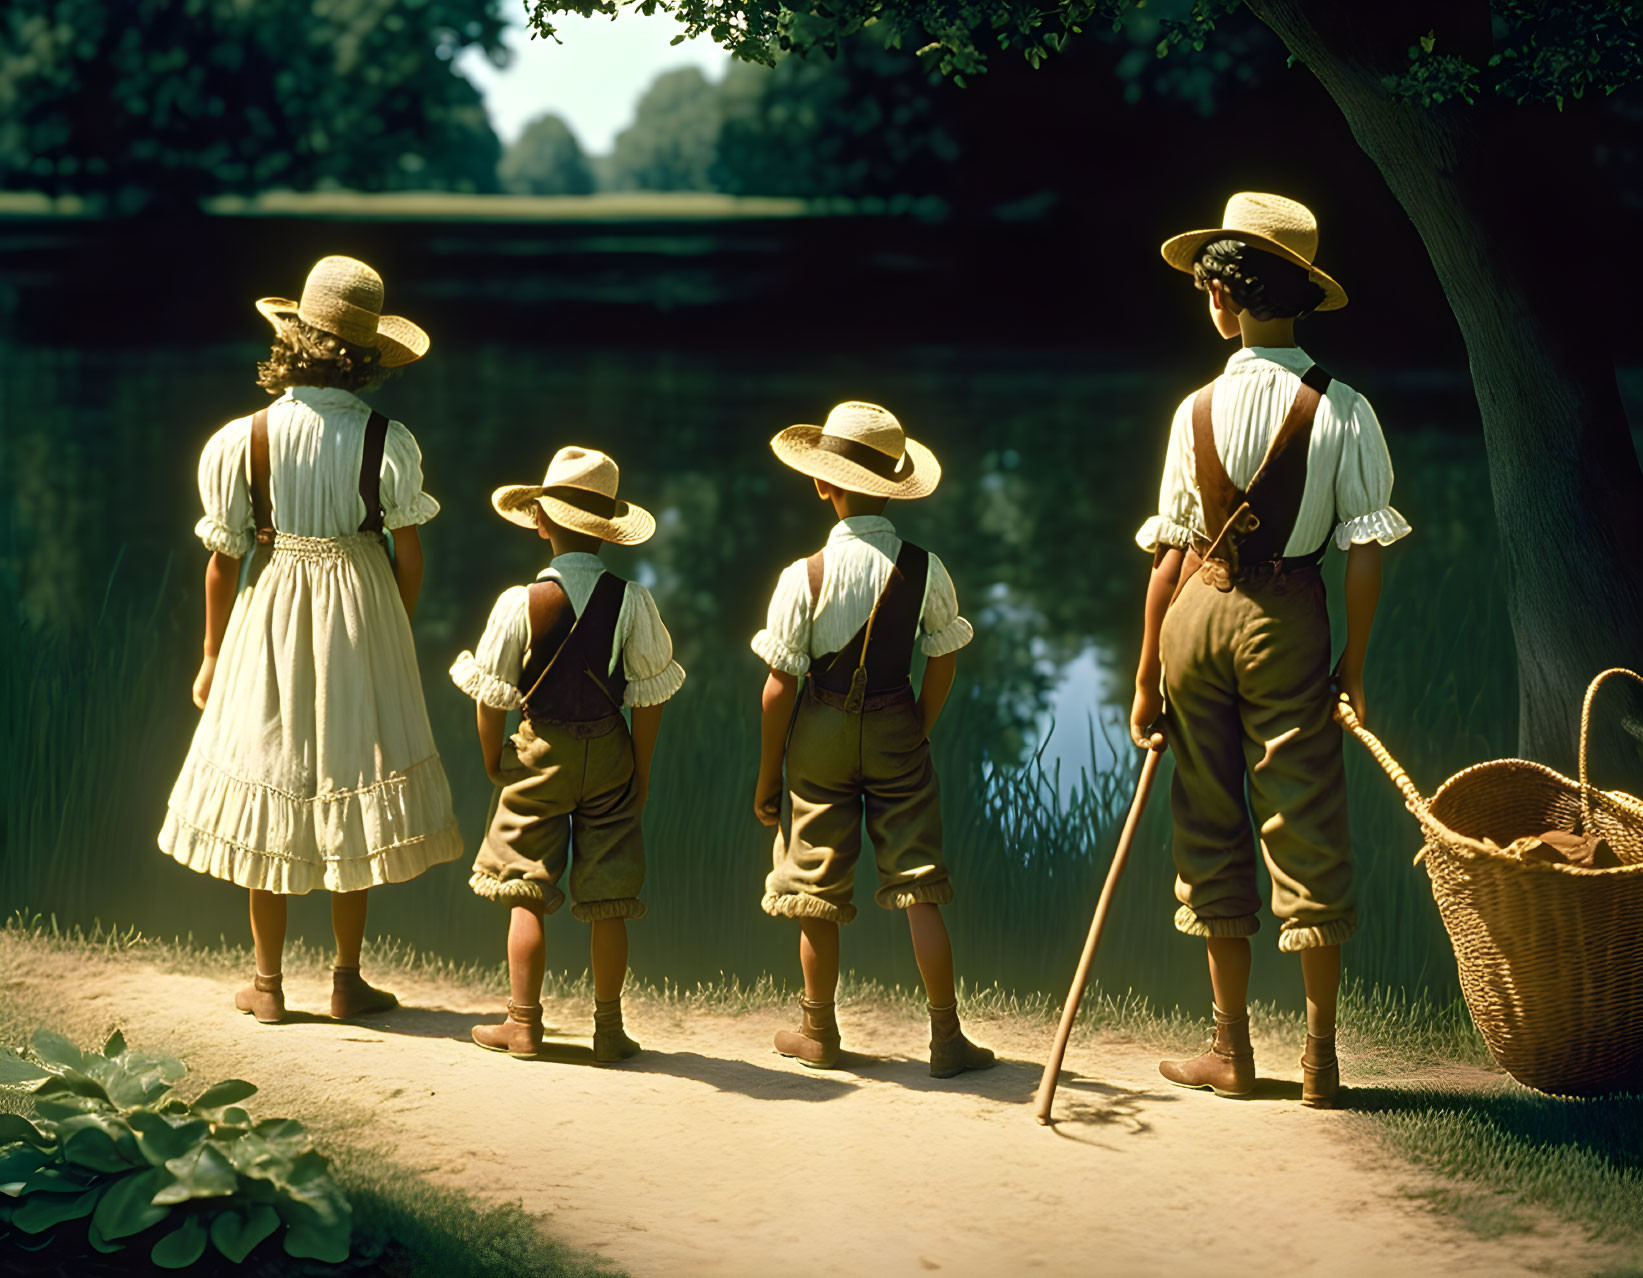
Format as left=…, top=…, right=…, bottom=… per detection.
left=158, top=385, right=464, bottom=895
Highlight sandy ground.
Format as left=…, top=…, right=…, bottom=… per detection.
left=0, top=940, right=1627, bottom=1278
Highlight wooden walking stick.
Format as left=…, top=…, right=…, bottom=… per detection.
left=1033, top=735, right=1165, bottom=1126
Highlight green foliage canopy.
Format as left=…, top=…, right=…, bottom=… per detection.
left=0, top=0, right=510, bottom=210
left=499, top=112, right=597, bottom=195
left=608, top=66, right=727, bottom=190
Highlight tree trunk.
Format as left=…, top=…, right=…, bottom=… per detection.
left=1246, top=0, right=1643, bottom=782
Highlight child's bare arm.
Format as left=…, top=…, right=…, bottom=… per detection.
left=390, top=526, right=423, bottom=620
left=1337, top=541, right=1383, bottom=725
left=630, top=703, right=663, bottom=809
left=754, top=669, right=799, bottom=827
left=477, top=702, right=507, bottom=778
left=192, top=550, right=241, bottom=709
left=917, top=652, right=956, bottom=738
left=1130, top=546, right=1185, bottom=747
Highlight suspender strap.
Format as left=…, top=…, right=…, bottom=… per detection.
left=519, top=580, right=578, bottom=710
left=359, top=410, right=389, bottom=534
left=249, top=408, right=274, bottom=549
left=809, top=541, right=928, bottom=710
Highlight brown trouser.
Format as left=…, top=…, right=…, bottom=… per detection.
left=1160, top=565, right=1355, bottom=951
left=762, top=684, right=953, bottom=926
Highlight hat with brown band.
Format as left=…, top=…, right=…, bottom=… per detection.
left=255, top=255, right=431, bottom=367
left=491, top=446, right=655, bottom=546
left=770, top=401, right=940, bottom=499
left=1160, top=192, right=1348, bottom=311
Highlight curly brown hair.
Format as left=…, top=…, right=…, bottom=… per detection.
left=256, top=318, right=387, bottom=394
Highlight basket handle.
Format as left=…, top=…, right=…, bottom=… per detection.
left=1333, top=695, right=1431, bottom=822
left=1578, top=667, right=1643, bottom=824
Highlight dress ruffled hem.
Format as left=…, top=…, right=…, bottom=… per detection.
left=1135, top=514, right=1197, bottom=554
left=450, top=651, right=523, bottom=710
left=751, top=630, right=810, bottom=677
left=385, top=490, right=441, bottom=531
left=625, top=660, right=686, bottom=708
left=919, top=617, right=973, bottom=659
left=195, top=517, right=253, bottom=560
left=158, top=751, right=463, bottom=895
left=1334, top=506, right=1412, bottom=550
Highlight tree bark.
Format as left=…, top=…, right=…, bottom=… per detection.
left=1246, top=0, right=1643, bottom=781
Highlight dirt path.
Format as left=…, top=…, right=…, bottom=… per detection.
left=0, top=941, right=1621, bottom=1277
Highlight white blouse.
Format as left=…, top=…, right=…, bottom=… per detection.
left=195, top=385, right=439, bottom=557
left=1136, top=346, right=1412, bottom=557
left=752, top=515, right=973, bottom=677
left=450, top=552, right=685, bottom=711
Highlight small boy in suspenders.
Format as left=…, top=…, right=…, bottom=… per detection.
left=451, top=447, right=685, bottom=1060
left=752, top=402, right=995, bottom=1078
left=1130, top=194, right=1410, bottom=1106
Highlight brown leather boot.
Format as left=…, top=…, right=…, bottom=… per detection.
left=472, top=1003, right=544, bottom=1058
left=234, top=973, right=285, bottom=1024
left=774, top=997, right=841, bottom=1069
left=928, top=1002, right=996, bottom=1078
left=331, top=966, right=398, bottom=1020
left=1159, top=1007, right=1255, bottom=1096
left=1301, top=1033, right=1340, bottom=1108
left=592, top=998, right=641, bottom=1063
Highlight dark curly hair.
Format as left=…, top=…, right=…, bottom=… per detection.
left=256, top=318, right=386, bottom=395
left=1192, top=239, right=1327, bottom=321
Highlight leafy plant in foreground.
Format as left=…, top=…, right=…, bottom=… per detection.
left=0, top=1029, right=349, bottom=1268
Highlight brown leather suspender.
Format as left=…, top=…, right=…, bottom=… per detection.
left=806, top=541, right=930, bottom=712
left=519, top=572, right=629, bottom=721
left=519, top=579, right=580, bottom=711
left=358, top=410, right=389, bottom=535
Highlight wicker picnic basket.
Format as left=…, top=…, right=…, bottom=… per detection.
left=1336, top=668, right=1643, bottom=1097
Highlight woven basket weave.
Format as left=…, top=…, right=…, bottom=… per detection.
left=1338, top=668, right=1643, bottom=1096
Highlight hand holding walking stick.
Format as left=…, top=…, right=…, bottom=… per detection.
left=1033, top=732, right=1166, bottom=1126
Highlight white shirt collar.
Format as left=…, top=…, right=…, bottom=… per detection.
left=537, top=551, right=604, bottom=582
left=828, top=515, right=896, bottom=543
left=1226, top=345, right=1313, bottom=374
left=284, top=385, right=367, bottom=410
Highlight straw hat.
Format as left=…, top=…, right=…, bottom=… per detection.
left=491, top=447, right=655, bottom=545
left=770, top=402, right=940, bottom=499
left=256, top=255, right=430, bottom=367
left=1160, top=192, right=1347, bottom=311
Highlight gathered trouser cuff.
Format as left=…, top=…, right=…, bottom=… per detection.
left=470, top=869, right=565, bottom=914
left=1277, top=912, right=1356, bottom=952
left=572, top=896, right=647, bottom=923
left=1173, top=906, right=1261, bottom=938
left=762, top=892, right=857, bottom=925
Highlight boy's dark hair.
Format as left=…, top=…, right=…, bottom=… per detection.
left=257, top=318, right=386, bottom=394
left=1192, top=239, right=1327, bottom=321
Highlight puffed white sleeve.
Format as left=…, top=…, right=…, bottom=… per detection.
left=750, top=560, right=812, bottom=676
left=194, top=417, right=255, bottom=558
left=919, top=553, right=974, bottom=657
left=1333, top=392, right=1413, bottom=550
left=620, top=583, right=686, bottom=707
left=379, top=419, right=441, bottom=530
left=450, top=587, right=529, bottom=710
left=1134, top=396, right=1201, bottom=553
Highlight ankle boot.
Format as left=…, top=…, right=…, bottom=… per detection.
left=1159, top=1007, right=1255, bottom=1096
left=472, top=1002, right=544, bottom=1058
left=928, top=1002, right=996, bottom=1078
left=234, top=973, right=285, bottom=1024
left=331, top=966, right=398, bottom=1020
left=774, top=997, right=841, bottom=1069
left=1301, top=1033, right=1340, bottom=1108
left=592, top=998, right=641, bottom=1063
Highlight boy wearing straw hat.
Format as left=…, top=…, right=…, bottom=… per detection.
left=451, top=447, right=685, bottom=1061
left=1129, top=193, right=1410, bottom=1107
left=751, top=402, right=994, bottom=1077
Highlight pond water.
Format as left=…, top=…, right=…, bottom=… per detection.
left=0, top=338, right=1540, bottom=1007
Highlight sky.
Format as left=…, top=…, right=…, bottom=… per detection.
left=457, top=8, right=732, bottom=155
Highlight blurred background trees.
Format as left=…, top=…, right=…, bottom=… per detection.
left=499, top=112, right=596, bottom=194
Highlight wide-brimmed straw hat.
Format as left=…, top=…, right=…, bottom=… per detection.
left=491, top=446, right=655, bottom=545
left=256, top=255, right=430, bottom=367
left=1160, top=192, right=1347, bottom=311
left=770, top=402, right=940, bottom=499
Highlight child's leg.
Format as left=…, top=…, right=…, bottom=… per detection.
left=1207, top=936, right=1252, bottom=1018
left=1299, top=944, right=1340, bottom=1037
left=1159, top=936, right=1256, bottom=1095
left=249, top=889, right=287, bottom=975
left=510, top=904, right=548, bottom=1007
left=799, top=917, right=840, bottom=1002
left=907, top=903, right=995, bottom=1077
left=590, top=917, right=626, bottom=1002
left=330, top=889, right=398, bottom=1018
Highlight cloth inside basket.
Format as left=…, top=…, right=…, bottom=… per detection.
left=1487, top=829, right=1620, bottom=868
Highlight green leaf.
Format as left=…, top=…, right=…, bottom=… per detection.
left=0, top=1147, right=55, bottom=1196
left=252, top=1118, right=310, bottom=1159
left=126, top=1113, right=209, bottom=1166
left=226, top=1132, right=290, bottom=1183
left=21, top=1164, right=94, bottom=1195
left=210, top=1203, right=280, bottom=1263
left=91, top=1168, right=170, bottom=1240
left=282, top=1207, right=351, bottom=1264
left=87, top=1220, right=125, bottom=1253
left=33, top=1094, right=108, bottom=1121
left=102, top=1030, right=127, bottom=1060
left=61, top=1126, right=134, bottom=1174
left=192, top=1079, right=257, bottom=1113
left=0, top=1051, right=51, bottom=1085
left=29, top=1031, right=84, bottom=1072
left=34, top=1069, right=111, bottom=1104
left=0, top=1114, right=51, bottom=1148
left=151, top=1213, right=208, bottom=1269
left=154, top=1143, right=237, bottom=1204
left=12, top=1185, right=105, bottom=1233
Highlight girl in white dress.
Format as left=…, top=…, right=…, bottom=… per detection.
left=159, top=256, right=463, bottom=1024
